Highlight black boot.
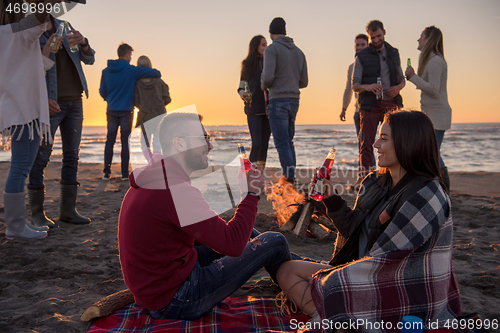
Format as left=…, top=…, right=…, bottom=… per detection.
left=28, top=187, right=56, bottom=228
left=441, top=167, right=450, bottom=192
left=59, top=183, right=91, bottom=224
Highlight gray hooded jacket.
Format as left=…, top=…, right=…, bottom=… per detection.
left=261, top=36, right=308, bottom=99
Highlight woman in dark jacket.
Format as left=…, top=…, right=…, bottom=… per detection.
left=238, top=35, right=270, bottom=169
left=135, top=55, right=171, bottom=160
left=276, top=111, right=460, bottom=327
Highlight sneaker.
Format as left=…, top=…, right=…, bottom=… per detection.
left=102, top=173, right=110, bottom=180
left=121, top=177, right=129, bottom=181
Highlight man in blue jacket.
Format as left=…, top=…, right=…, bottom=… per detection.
left=28, top=16, right=95, bottom=227
left=99, top=43, right=161, bottom=180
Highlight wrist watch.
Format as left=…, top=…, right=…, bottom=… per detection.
left=81, top=38, right=89, bottom=48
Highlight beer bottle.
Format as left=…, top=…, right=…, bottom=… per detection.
left=49, top=23, right=65, bottom=53
left=244, top=82, right=252, bottom=104
left=376, top=77, right=383, bottom=100
left=237, top=143, right=252, bottom=173
left=64, top=22, right=80, bottom=53
left=309, top=148, right=336, bottom=201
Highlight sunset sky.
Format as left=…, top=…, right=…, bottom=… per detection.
left=59, top=0, right=500, bottom=126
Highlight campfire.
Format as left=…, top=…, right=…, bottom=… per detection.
left=266, top=177, right=336, bottom=240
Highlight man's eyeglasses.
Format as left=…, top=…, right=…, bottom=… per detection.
left=179, top=134, right=212, bottom=143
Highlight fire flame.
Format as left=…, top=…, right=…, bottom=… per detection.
left=266, top=177, right=306, bottom=226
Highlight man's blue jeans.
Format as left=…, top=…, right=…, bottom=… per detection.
left=147, top=232, right=291, bottom=320
left=29, top=99, right=83, bottom=188
left=6, top=123, right=41, bottom=193
left=246, top=113, right=271, bottom=163
left=103, top=110, right=133, bottom=177
left=268, top=98, right=299, bottom=181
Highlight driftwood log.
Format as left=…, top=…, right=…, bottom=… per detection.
left=280, top=202, right=337, bottom=239
left=313, top=216, right=336, bottom=232
left=80, top=289, right=135, bottom=322
left=308, top=221, right=330, bottom=240
left=293, top=202, right=315, bottom=237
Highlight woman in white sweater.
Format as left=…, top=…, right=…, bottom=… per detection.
left=405, top=26, right=452, bottom=190
left=0, top=0, right=64, bottom=240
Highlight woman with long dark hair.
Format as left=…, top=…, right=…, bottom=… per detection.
left=238, top=35, right=270, bottom=169
left=276, top=111, right=460, bottom=327
left=406, top=26, right=452, bottom=190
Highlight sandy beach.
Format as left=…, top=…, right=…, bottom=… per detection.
left=0, top=161, right=499, bottom=333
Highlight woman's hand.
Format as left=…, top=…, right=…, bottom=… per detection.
left=238, top=89, right=246, bottom=101
left=322, top=177, right=336, bottom=199
left=405, top=66, right=415, bottom=79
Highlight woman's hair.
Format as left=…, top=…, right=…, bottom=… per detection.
left=1, top=0, right=25, bottom=25
left=381, top=110, right=446, bottom=191
left=418, top=26, right=445, bottom=76
left=240, top=35, right=265, bottom=82
left=137, top=55, right=152, bottom=68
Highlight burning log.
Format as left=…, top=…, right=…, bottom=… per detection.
left=308, top=221, right=330, bottom=240
left=280, top=203, right=303, bottom=231
left=314, top=215, right=336, bottom=232
left=279, top=201, right=336, bottom=239
left=294, top=202, right=315, bottom=237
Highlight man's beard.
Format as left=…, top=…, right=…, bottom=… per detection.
left=373, top=40, right=384, bottom=50
left=185, top=148, right=209, bottom=171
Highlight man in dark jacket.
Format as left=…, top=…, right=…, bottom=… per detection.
left=99, top=43, right=161, bottom=180
left=261, top=17, right=308, bottom=184
left=352, top=20, right=405, bottom=181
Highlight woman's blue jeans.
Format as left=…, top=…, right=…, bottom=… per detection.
left=147, top=231, right=291, bottom=320
left=435, top=129, right=446, bottom=168
left=5, top=123, right=41, bottom=193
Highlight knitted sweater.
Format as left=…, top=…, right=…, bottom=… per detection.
left=0, top=15, right=54, bottom=140
left=409, top=53, right=452, bottom=130
left=261, top=36, right=308, bottom=99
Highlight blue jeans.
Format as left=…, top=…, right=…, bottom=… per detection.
left=29, top=99, right=83, bottom=188
left=246, top=114, right=271, bottom=163
left=148, top=232, right=291, bottom=320
left=268, top=98, right=299, bottom=181
left=435, top=130, right=446, bottom=168
left=6, top=123, right=41, bottom=193
left=104, top=110, right=133, bottom=177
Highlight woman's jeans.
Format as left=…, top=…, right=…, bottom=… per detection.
left=268, top=98, right=299, bottom=181
left=435, top=130, right=446, bottom=168
left=29, top=99, right=83, bottom=188
left=246, top=113, right=271, bottom=163
left=5, top=123, right=41, bottom=193
left=148, top=232, right=291, bottom=320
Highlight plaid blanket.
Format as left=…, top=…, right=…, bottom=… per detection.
left=87, top=296, right=309, bottom=333
left=310, top=180, right=461, bottom=333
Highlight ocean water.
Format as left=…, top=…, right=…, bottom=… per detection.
left=0, top=123, right=499, bottom=172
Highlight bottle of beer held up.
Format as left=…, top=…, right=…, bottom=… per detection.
left=49, top=23, right=65, bottom=53
left=309, top=148, right=336, bottom=201
left=237, top=143, right=252, bottom=173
